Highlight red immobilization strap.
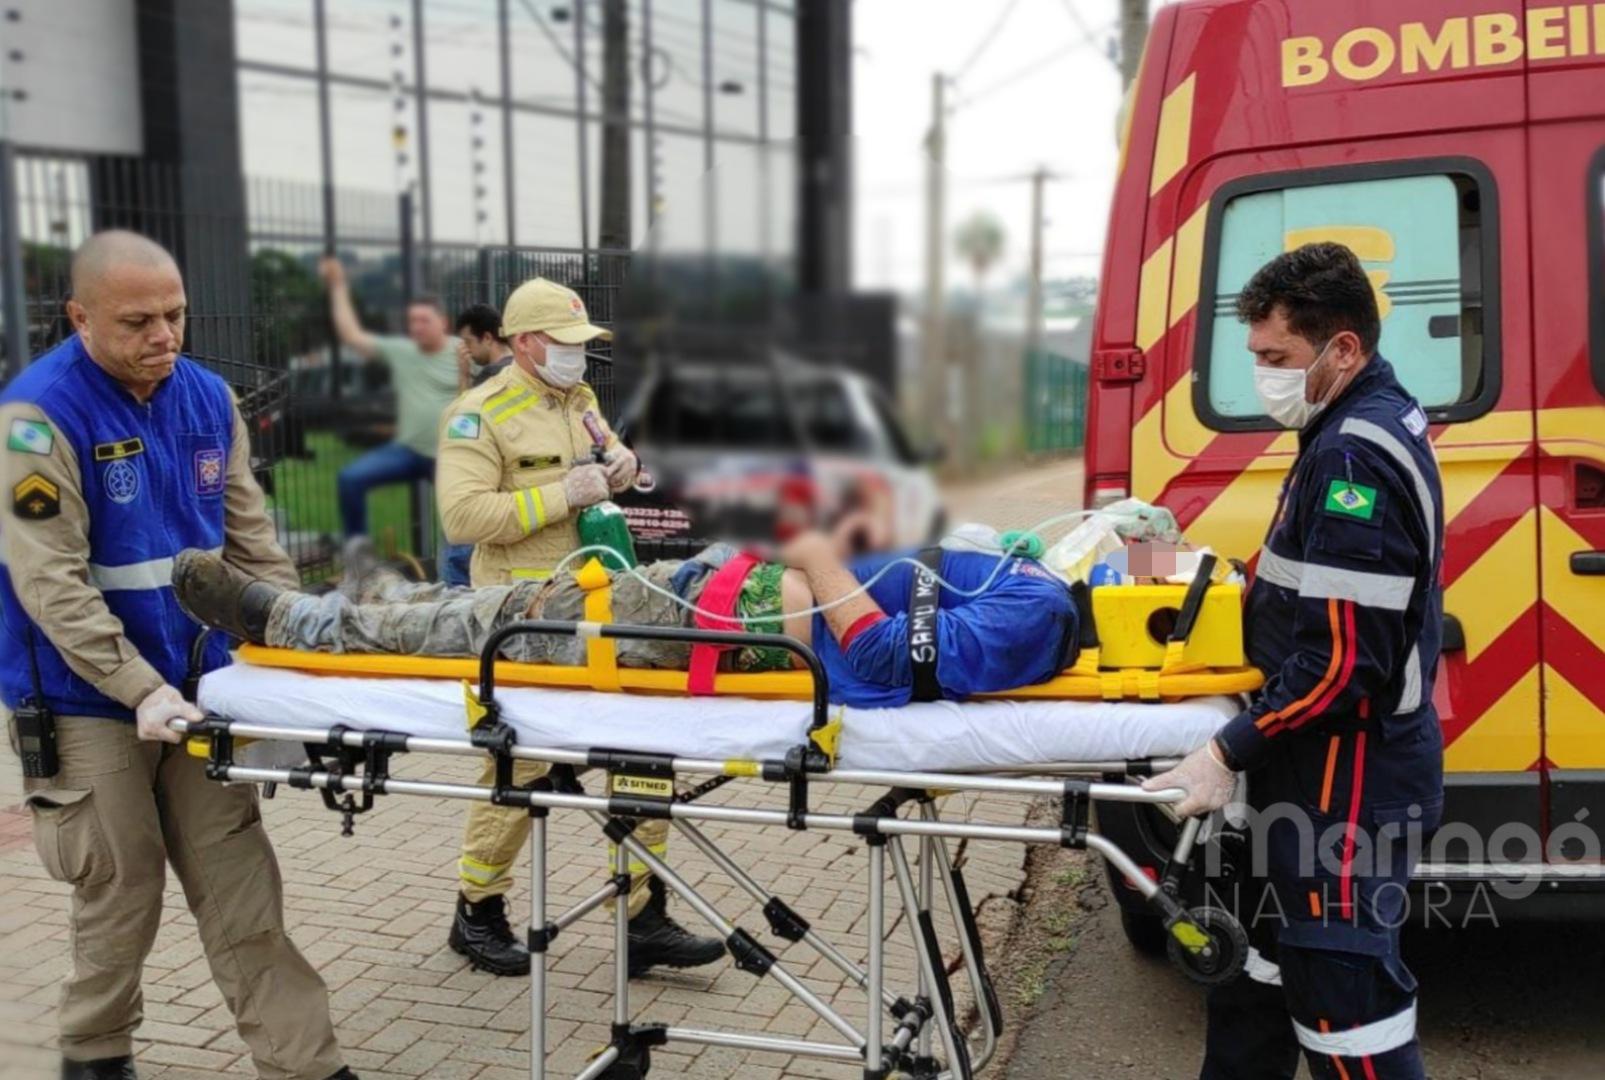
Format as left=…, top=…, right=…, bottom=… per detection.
left=688, top=553, right=761, bottom=694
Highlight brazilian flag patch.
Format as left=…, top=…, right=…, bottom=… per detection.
left=1324, top=479, right=1377, bottom=521
left=447, top=413, right=481, bottom=440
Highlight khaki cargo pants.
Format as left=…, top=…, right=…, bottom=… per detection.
left=267, top=560, right=708, bottom=917
left=12, top=713, right=344, bottom=1078
left=451, top=563, right=694, bottom=915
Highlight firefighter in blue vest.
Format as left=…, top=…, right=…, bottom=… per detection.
left=0, top=232, right=358, bottom=1080
left=1145, top=243, right=1445, bottom=1080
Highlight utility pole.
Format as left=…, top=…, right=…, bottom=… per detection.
left=598, top=0, right=631, bottom=252
left=412, top=0, right=433, bottom=252
left=500, top=0, right=516, bottom=247
left=1026, top=167, right=1048, bottom=364
left=1119, top=0, right=1150, bottom=89
left=923, top=72, right=949, bottom=447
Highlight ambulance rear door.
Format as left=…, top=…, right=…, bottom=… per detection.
left=1526, top=31, right=1605, bottom=849
left=1136, top=0, right=1542, bottom=839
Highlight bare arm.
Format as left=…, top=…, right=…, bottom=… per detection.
left=318, top=256, right=380, bottom=359
left=782, top=532, right=882, bottom=643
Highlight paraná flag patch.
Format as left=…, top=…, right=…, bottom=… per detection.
left=447, top=414, right=481, bottom=440
left=7, top=419, right=54, bottom=456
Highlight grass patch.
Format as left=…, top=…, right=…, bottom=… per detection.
left=267, top=431, right=427, bottom=553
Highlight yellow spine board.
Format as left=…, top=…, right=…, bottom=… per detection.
left=235, top=643, right=1263, bottom=701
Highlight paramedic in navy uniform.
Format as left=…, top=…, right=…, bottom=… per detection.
left=1145, top=243, right=1445, bottom=1080
left=0, top=232, right=357, bottom=1080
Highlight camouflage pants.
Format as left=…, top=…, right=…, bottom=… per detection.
left=263, top=560, right=706, bottom=668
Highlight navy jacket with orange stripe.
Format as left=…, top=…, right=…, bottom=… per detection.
left=1217, top=357, right=1446, bottom=779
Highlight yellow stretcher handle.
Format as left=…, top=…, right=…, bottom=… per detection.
left=576, top=558, right=622, bottom=692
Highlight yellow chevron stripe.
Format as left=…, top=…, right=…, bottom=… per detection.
left=1436, top=409, right=1532, bottom=447
left=1541, top=507, right=1605, bottom=644
left=1537, top=405, right=1605, bottom=445
left=1167, top=205, right=1210, bottom=329
left=1131, top=400, right=1187, bottom=503
left=1149, top=74, right=1196, bottom=196
left=1136, top=238, right=1175, bottom=353
left=1443, top=509, right=1537, bottom=663
left=1444, top=666, right=1542, bottom=773
left=1173, top=448, right=1294, bottom=566
left=1544, top=666, right=1605, bottom=769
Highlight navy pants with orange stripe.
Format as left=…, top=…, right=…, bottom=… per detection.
left=1201, top=719, right=1442, bottom=1080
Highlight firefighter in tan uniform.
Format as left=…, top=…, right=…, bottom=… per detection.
left=0, top=232, right=356, bottom=1080
left=435, top=277, right=723, bottom=978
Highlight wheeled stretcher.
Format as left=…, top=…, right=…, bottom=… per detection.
left=178, top=622, right=1251, bottom=1080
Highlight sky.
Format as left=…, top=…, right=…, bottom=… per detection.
left=852, top=0, right=1168, bottom=294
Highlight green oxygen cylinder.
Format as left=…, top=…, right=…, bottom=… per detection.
left=577, top=413, right=639, bottom=569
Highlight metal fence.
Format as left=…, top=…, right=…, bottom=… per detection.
left=1024, top=347, right=1089, bottom=455
left=1, top=149, right=632, bottom=581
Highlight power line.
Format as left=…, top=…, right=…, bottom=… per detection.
left=952, top=0, right=1024, bottom=82
left=950, top=37, right=1102, bottom=112
left=1056, top=0, right=1122, bottom=72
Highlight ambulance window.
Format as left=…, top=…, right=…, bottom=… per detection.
left=1591, top=148, right=1605, bottom=396
left=1198, top=167, right=1495, bottom=428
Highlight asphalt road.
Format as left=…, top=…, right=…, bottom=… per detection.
left=1006, top=870, right=1605, bottom=1080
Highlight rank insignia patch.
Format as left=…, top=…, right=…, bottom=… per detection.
left=1324, top=479, right=1378, bottom=521
left=7, top=419, right=54, bottom=456
left=13, top=473, right=60, bottom=520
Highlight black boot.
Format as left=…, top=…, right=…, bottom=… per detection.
left=171, top=548, right=283, bottom=643
left=62, top=1057, right=136, bottom=1080
left=449, top=893, right=531, bottom=977
left=324, top=1069, right=362, bottom=1080
left=627, top=879, right=726, bottom=978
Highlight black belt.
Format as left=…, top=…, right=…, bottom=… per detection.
left=908, top=546, right=943, bottom=702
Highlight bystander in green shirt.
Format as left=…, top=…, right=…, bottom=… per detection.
left=375, top=336, right=460, bottom=460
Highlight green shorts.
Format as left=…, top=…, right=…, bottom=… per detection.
left=732, top=562, right=793, bottom=673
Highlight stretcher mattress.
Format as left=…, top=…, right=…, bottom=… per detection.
left=197, top=661, right=1239, bottom=773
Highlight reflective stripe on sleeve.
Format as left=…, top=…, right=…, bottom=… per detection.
left=89, top=546, right=225, bottom=591
left=1396, top=642, right=1423, bottom=714
left=1292, top=1001, right=1417, bottom=1058
left=513, top=488, right=546, bottom=534
left=1337, top=418, right=1437, bottom=550
left=1259, top=550, right=1413, bottom=612
left=1298, top=563, right=1415, bottom=612
left=510, top=568, right=553, bottom=581
left=1244, top=946, right=1283, bottom=986
left=1256, top=548, right=1303, bottom=590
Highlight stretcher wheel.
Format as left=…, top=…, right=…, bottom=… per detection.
left=1165, top=906, right=1247, bottom=986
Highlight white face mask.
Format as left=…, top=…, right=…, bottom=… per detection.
left=538, top=343, right=588, bottom=389
left=1253, top=338, right=1335, bottom=429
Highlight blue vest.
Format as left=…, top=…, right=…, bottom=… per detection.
left=0, top=336, right=235, bottom=720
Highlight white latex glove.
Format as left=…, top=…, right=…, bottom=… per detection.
left=1143, top=739, right=1237, bottom=818
left=603, top=446, right=638, bottom=494
left=135, top=684, right=204, bottom=745
left=561, top=464, right=610, bottom=511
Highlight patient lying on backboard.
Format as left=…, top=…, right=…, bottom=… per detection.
left=172, top=528, right=1080, bottom=709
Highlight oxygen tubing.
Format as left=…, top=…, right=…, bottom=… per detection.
left=541, top=509, right=1103, bottom=627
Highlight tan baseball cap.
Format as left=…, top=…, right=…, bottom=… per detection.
left=499, top=277, right=613, bottom=344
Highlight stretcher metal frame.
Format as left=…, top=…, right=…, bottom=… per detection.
left=179, top=621, right=1248, bottom=1079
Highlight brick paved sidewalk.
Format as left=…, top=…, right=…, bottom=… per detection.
left=0, top=457, right=1083, bottom=1080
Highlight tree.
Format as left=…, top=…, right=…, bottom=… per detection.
left=954, top=211, right=1006, bottom=292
